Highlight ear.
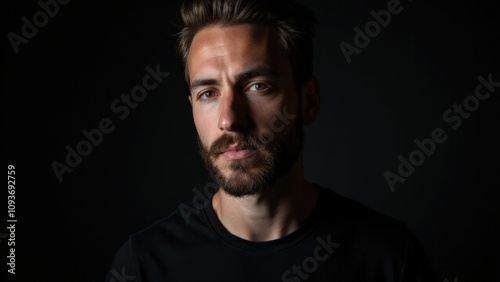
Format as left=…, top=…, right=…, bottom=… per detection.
left=300, top=76, right=320, bottom=125
left=188, top=94, right=192, bottom=106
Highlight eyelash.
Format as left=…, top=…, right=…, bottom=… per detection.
left=197, top=82, right=273, bottom=101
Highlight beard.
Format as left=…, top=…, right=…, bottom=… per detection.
left=197, top=113, right=304, bottom=197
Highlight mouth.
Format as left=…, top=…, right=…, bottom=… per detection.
left=219, top=144, right=257, bottom=160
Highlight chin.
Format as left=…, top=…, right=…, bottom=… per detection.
left=215, top=164, right=276, bottom=197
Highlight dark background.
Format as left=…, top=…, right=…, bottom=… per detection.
left=1, top=0, right=499, bottom=281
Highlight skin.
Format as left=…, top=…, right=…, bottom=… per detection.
left=188, top=23, right=321, bottom=241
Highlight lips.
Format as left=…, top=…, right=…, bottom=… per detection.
left=220, top=144, right=256, bottom=160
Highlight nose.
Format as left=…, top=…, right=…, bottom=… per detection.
left=218, top=89, right=249, bottom=132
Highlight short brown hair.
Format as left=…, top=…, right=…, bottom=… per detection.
left=176, top=0, right=317, bottom=85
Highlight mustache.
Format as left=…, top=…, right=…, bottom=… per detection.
left=206, top=133, right=266, bottom=157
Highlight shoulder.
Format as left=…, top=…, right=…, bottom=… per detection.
left=316, top=185, right=407, bottom=227
left=106, top=201, right=211, bottom=281
left=313, top=185, right=434, bottom=280
left=130, top=200, right=210, bottom=250
left=315, top=185, right=419, bottom=253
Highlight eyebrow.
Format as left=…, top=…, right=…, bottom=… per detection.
left=189, top=66, right=280, bottom=93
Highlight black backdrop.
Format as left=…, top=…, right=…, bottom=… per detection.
left=1, top=0, right=499, bottom=281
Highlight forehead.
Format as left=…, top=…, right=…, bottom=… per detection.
left=187, top=24, right=290, bottom=82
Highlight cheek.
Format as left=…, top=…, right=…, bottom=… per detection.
left=193, top=108, right=217, bottom=144
left=252, top=93, right=296, bottom=125
left=252, top=106, right=275, bottom=127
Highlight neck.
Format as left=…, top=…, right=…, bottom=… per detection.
left=211, top=156, right=318, bottom=241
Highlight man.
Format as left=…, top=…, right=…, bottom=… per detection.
left=106, top=0, right=434, bottom=281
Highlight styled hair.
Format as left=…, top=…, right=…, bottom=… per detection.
left=177, top=0, right=317, bottom=85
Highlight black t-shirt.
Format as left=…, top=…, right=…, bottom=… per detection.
left=106, top=185, right=434, bottom=281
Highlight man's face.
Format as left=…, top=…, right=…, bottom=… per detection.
left=187, top=24, right=303, bottom=197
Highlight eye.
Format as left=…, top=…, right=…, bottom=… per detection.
left=198, top=90, right=217, bottom=100
left=247, top=82, right=271, bottom=92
